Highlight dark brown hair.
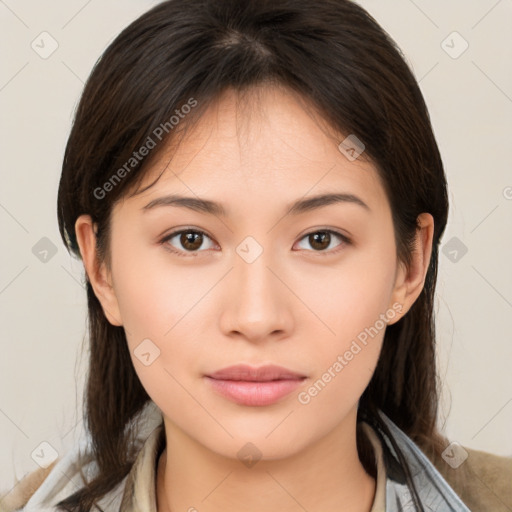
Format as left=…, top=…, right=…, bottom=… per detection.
left=56, top=0, right=450, bottom=510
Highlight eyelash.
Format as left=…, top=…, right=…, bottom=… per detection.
left=159, top=228, right=351, bottom=258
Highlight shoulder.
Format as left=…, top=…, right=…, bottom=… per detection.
left=0, top=461, right=58, bottom=512
left=1, top=406, right=164, bottom=512
left=432, top=445, right=512, bottom=512
left=0, top=436, right=96, bottom=512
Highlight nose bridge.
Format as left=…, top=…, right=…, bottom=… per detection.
left=220, top=238, right=292, bottom=340
left=235, top=242, right=280, bottom=314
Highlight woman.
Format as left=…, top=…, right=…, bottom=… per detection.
left=2, top=0, right=511, bottom=511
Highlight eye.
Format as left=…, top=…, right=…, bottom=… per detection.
left=294, top=229, right=350, bottom=255
left=160, top=228, right=217, bottom=257
left=160, top=227, right=350, bottom=258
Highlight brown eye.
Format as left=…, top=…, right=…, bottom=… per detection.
left=180, top=231, right=204, bottom=251
left=295, top=230, right=349, bottom=254
left=309, top=232, right=331, bottom=250
left=161, top=229, right=215, bottom=256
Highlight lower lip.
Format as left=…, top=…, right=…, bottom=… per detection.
left=205, top=376, right=305, bottom=406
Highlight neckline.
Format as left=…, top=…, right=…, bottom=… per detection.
left=122, top=420, right=387, bottom=512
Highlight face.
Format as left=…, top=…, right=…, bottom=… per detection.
left=78, top=85, right=428, bottom=462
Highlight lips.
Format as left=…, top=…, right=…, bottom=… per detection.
left=205, top=364, right=307, bottom=406
left=207, top=364, right=307, bottom=381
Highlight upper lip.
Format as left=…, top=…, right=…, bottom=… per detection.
left=206, top=364, right=307, bottom=382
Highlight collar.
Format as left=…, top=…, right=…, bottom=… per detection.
left=118, top=411, right=471, bottom=512
left=119, top=421, right=166, bottom=511
left=370, top=411, right=471, bottom=511
left=119, top=421, right=388, bottom=511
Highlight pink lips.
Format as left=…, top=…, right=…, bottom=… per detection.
left=205, top=364, right=307, bottom=406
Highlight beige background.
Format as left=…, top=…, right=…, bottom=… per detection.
left=1, top=0, right=511, bottom=489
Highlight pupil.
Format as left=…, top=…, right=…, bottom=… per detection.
left=311, top=232, right=329, bottom=250
left=182, top=232, right=202, bottom=250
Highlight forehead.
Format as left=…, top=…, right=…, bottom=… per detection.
left=119, top=85, right=388, bottom=216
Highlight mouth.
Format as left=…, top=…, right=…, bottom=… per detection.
left=204, top=364, right=307, bottom=406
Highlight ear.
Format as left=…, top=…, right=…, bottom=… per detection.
left=74, top=214, right=123, bottom=326
left=387, top=213, right=434, bottom=325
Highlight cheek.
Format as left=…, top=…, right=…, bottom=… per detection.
left=111, top=255, right=206, bottom=421
left=300, top=238, right=397, bottom=345
left=293, top=239, right=397, bottom=407
left=295, top=287, right=389, bottom=422
left=111, top=233, right=212, bottom=340
left=108, top=237, right=211, bottom=396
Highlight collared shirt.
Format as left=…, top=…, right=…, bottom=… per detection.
left=12, top=408, right=471, bottom=512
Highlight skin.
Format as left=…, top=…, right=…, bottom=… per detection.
left=75, top=84, right=433, bottom=512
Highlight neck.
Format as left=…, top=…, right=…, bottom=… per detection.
left=156, top=409, right=376, bottom=512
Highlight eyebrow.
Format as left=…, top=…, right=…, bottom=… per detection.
left=141, top=192, right=370, bottom=217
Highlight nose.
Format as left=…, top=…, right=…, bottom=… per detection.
left=218, top=248, right=294, bottom=344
